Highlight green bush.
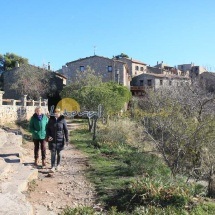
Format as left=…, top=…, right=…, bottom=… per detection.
left=133, top=205, right=190, bottom=215
left=96, top=119, right=144, bottom=149
left=61, top=206, right=97, bottom=215
left=191, top=202, right=215, bottom=215
left=107, top=177, right=195, bottom=212
left=122, top=152, right=171, bottom=177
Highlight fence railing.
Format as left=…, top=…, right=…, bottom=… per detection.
left=0, top=91, right=47, bottom=107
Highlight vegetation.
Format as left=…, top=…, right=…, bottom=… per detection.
left=133, top=83, right=215, bottom=196
left=0, top=52, right=28, bottom=72
left=8, top=64, right=57, bottom=99
left=114, top=53, right=129, bottom=59
left=66, top=119, right=215, bottom=215
left=60, top=66, right=131, bottom=134
left=61, top=66, right=131, bottom=116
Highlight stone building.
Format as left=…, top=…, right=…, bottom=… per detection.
left=177, top=63, right=207, bottom=78
left=130, top=73, right=190, bottom=96
left=60, top=55, right=131, bottom=87
left=113, top=56, right=147, bottom=77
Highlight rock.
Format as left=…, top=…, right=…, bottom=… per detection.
left=0, top=193, right=33, bottom=215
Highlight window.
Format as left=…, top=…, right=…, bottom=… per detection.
left=147, top=79, right=152, bottom=86
left=160, top=79, right=163, bottom=85
left=140, top=67, right=144, bottom=71
left=140, top=80, right=144, bottom=86
left=135, top=66, right=139, bottom=70
left=107, top=66, right=112, bottom=72
left=80, top=66, right=85, bottom=72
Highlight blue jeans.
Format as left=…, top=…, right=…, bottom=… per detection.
left=51, top=143, right=62, bottom=167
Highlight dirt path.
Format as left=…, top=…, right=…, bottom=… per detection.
left=22, top=127, right=97, bottom=215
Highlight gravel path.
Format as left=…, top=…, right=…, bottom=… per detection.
left=23, top=125, right=98, bottom=215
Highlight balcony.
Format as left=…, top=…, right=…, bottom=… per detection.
left=130, top=86, right=145, bottom=91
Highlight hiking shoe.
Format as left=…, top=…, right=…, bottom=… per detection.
left=56, top=165, right=61, bottom=171
left=50, top=167, right=55, bottom=173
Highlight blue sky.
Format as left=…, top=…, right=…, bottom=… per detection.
left=1, top=0, right=215, bottom=71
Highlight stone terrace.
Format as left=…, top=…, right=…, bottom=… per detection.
left=0, top=128, right=38, bottom=215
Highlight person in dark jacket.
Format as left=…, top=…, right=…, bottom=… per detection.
left=29, top=106, right=48, bottom=166
left=46, top=108, right=69, bottom=172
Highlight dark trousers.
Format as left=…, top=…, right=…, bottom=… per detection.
left=33, top=139, right=46, bottom=160
left=51, top=143, right=62, bottom=167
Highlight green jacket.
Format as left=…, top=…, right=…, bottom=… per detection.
left=29, top=113, right=48, bottom=139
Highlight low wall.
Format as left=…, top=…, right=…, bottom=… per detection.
left=0, top=106, right=48, bottom=125
left=0, top=91, right=48, bottom=125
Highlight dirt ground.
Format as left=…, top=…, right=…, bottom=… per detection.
left=22, top=138, right=98, bottom=215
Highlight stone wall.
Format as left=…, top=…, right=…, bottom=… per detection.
left=62, top=55, right=129, bottom=86
left=0, top=91, right=48, bottom=125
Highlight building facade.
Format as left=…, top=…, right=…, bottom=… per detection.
left=130, top=73, right=190, bottom=96
left=114, top=57, right=147, bottom=77
left=61, top=55, right=130, bottom=87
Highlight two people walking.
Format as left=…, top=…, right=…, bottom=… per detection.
left=29, top=107, right=69, bottom=171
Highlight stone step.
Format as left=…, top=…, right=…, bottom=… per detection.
left=0, top=146, right=23, bottom=161
left=0, top=158, right=11, bottom=179
left=4, top=155, right=21, bottom=163
left=0, top=128, right=36, bottom=214
left=0, top=193, right=33, bottom=215
left=1, top=163, right=38, bottom=194
left=0, top=130, right=8, bottom=146
left=6, top=132, right=23, bottom=147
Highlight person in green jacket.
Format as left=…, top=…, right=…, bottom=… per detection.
left=29, top=106, right=48, bottom=166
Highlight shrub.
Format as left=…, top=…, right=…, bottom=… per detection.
left=107, top=177, right=195, bottom=212
left=61, top=206, right=97, bottom=215
left=96, top=119, right=144, bottom=149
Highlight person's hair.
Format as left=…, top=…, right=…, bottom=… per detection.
left=35, top=106, right=42, bottom=112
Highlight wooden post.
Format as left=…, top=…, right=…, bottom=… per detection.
left=0, top=91, right=4, bottom=106
left=23, top=95, right=27, bottom=106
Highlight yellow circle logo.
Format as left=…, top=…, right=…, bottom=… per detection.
left=56, top=98, right=80, bottom=112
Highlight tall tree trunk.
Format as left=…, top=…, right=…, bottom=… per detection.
left=92, top=117, right=98, bottom=141
left=88, top=118, right=93, bottom=132
left=208, top=167, right=215, bottom=197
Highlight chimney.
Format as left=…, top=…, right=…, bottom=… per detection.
left=48, top=62, right=50, bottom=70
left=157, top=61, right=158, bottom=65
left=15, top=61, right=19, bottom=68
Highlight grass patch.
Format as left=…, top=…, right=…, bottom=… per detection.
left=70, top=128, right=171, bottom=211
left=69, top=122, right=215, bottom=215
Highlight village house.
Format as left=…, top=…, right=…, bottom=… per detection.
left=177, top=63, right=207, bottom=78
left=60, top=55, right=132, bottom=88
left=130, top=73, right=190, bottom=96
left=113, top=56, right=147, bottom=77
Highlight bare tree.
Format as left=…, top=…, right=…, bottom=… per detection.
left=136, top=82, right=215, bottom=196
left=9, top=64, right=57, bottom=99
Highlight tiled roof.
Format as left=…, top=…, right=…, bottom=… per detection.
left=131, top=59, right=147, bottom=65
left=53, top=72, right=67, bottom=79
left=66, top=55, right=126, bottom=65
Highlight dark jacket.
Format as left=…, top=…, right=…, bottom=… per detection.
left=29, top=114, right=48, bottom=139
left=46, top=115, right=69, bottom=150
